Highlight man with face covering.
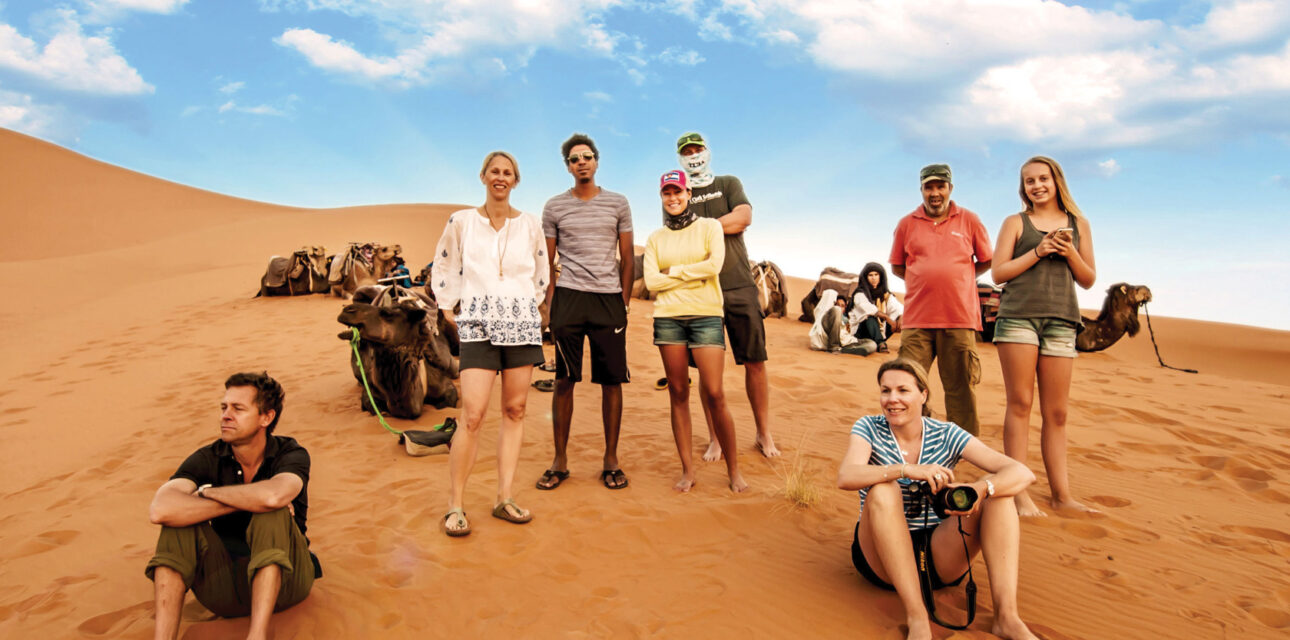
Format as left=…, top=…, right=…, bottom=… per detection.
left=676, top=132, right=779, bottom=459
left=889, top=163, right=993, bottom=436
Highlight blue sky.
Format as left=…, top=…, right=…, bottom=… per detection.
left=3, top=0, right=1288, bottom=329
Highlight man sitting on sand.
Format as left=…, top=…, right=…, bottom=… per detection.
left=145, top=372, right=320, bottom=640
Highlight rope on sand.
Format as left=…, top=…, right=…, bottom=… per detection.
left=348, top=327, right=403, bottom=435
left=1143, top=304, right=1198, bottom=374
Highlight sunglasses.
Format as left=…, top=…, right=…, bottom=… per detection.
left=567, top=152, right=596, bottom=164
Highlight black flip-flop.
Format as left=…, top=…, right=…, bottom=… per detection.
left=533, top=379, right=555, bottom=392
left=653, top=377, right=692, bottom=390
left=536, top=469, right=569, bottom=490
left=600, top=469, right=629, bottom=490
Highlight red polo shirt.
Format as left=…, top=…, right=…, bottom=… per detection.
left=889, top=202, right=992, bottom=330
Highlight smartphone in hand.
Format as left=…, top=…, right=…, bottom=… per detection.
left=1053, top=227, right=1073, bottom=243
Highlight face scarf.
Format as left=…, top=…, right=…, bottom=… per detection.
left=664, top=209, right=698, bottom=230
left=679, top=148, right=714, bottom=188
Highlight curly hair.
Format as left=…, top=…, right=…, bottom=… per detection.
left=225, top=371, right=285, bottom=435
left=561, top=133, right=599, bottom=162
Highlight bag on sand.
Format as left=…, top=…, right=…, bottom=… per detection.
left=398, top=418, right=457, bottom=456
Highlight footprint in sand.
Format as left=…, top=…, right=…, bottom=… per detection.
left=13, top=530, right=79, bottom=558
left=1058, top=521, right=1108, bottom=540
left=1220, top=525, right=1290, bottom=544
left=76, top=600, right=153, bottom=636
left=1088, top=495, right=1131, bottom=508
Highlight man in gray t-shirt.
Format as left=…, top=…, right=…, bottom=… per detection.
left=536, top=133, right=634, bottom=491
left=677, top=131, right=780, bottom=459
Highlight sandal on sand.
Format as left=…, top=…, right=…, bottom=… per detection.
left=492, top=498, right=532, bottom=524
left=600, top=469, right=629, bottom=490
left=442, top=508, right=471, bottom=537
left=538, top=361, right=557, bottom=372
left=532, top=379, right=555, bottom=392
left=654, top=376, right=693, bottom=390
left=535, top=469, right=570, bottom=490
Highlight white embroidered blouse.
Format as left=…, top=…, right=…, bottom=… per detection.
left=431, top=208, right=549, bottom=346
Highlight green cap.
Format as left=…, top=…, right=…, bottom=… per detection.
left=676, top=132, right=706, bottom=152
left=920, top=163, right=952, bottom=184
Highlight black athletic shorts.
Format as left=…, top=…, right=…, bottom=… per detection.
left=721, top=286, right=768, bottom=365
left=850, top=522, right=967, bottom=591
left=549, top=288, right=630, bottom=385
left=459, top=341, right=545, bottom=372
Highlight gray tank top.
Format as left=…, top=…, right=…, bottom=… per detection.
left=997, top=212, right=1081, bottom=325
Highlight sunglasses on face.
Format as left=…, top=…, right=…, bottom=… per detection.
left=567, top=152, right=596, bottom=164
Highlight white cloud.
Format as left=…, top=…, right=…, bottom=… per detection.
left=584, top=90, right=612, bottom=102
left=0, top=88, right=59, bottom=137
left=658, top=46, right=704, bottom=65
left=273, top=1, right=630, bottom=85
left=217, top=98, right=290, bottom=117
left=0, top=10, right=152, bottom=95
left=1180, top=0, right=1290, bottom=49
left=218, top=80, right=245, bottom=94
left=85, top=0, right=190, bottom=13
left=1098, top=158, right=1121, bottom=178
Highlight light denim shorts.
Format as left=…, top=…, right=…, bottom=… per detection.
left=653, top=316, right=725, bottom=349
left=992, top=317, right=1078, bottom=358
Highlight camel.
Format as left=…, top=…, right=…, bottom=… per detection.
left=329, top=243, right=402, bottom=299
left=629, top=252, right=654, bottom=301
left=257, top=246, right=328, bottom=297
left=798, top=267, right=860, bottom=322
left=338, top=284, right=460, bottom=419
left=1076, top=283, right=1153, bottom=352
left=750, top=260, right=789, bottom=318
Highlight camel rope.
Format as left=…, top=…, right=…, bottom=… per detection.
left=1142, top=304, right=1198, bottom=374
left=348, top=327, right=403, bottom=435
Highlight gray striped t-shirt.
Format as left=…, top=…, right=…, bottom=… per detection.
left=541, top=188, right=633, bottom=294
left=851, top=415, right=973, bottom=531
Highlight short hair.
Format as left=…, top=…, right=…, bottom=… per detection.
left=480, top=151, right=520, bottom=184
left=561, top=133, right=599, bottom=162
left=225, top=371, right=285, bottom=435
left=876, top=358, right=933, bottom=418
left=1019, top=155, right=1082, bottom=218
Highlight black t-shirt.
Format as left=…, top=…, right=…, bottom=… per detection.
left=172, top=435, right=312, bottom=557
left=689, top=175, right=754, bottom=290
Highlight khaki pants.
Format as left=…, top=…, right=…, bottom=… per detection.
left=144, top=508, right=315, bottom=618
left=898, top=328, right=982, bottom=436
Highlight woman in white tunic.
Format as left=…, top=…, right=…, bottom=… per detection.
left=432, top=151, right=549, bottom=537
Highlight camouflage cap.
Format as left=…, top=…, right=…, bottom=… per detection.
left=920, top=163, right=952, bottom=184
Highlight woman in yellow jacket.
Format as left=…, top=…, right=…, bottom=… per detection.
left=644, top=170, right=747, bottom=493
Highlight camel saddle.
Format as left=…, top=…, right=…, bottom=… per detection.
left=263, top=251, right=308, bottom=289
left=814, top=267, right=859, bottom=300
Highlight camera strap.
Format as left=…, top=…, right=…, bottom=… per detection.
left=916, top=510, right=977, bottom=629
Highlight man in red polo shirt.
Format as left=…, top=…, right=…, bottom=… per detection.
left=889, top=163, right=993, bottom=435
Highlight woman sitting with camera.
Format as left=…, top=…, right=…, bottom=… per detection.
left=837, top=358, right=1039, bottom=640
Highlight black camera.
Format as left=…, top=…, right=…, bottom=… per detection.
left=908, top=482, right=979, bottom=519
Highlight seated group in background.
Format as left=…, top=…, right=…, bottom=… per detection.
left=808, top=263, right=903, bottom=356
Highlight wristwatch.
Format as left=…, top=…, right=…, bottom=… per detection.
left=984, top=478, right=996, bottom=498
left=196, top=483, right=213, bottom=498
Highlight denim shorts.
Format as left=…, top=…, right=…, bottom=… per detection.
left=992, top=317, right=1078, bottom=358
left=652, top=316, right=725, bottom=349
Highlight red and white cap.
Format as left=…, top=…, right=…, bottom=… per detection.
left=659, top=170, right=688, bottom=192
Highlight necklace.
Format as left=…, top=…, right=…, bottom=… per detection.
left=481, top=205, right=512, bottom=280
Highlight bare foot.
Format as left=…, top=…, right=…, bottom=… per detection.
left=728, top=471, right=748, bottom=493
left=755, top=434, right=781, bottom=458
left=1015, top=491, right=1047, bottom=518
left=673, top=473, right=696, bottom=493
left=992, top=614, right=1040, bottom=639
left=702, top=441, right=722, bottom=462
left=904, top=618, right=933, bottom=640
left=1051, top=497, right=1101, bottom=514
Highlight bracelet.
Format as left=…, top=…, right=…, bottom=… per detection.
left=196, top=483, right=212, bottom=498
left=899, top=463, right=908, bottom=479
left=1033, top=247, right=1041, bottom=259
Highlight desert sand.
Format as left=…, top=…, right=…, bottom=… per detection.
left=2, top=128, right=1289, bottom=639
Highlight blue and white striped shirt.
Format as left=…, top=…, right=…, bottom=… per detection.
left=851, top=415, right=973, bottom=530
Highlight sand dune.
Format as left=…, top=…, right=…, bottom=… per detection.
left=2, top=128, right=1289, bottom=638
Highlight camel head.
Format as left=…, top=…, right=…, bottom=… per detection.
left=338, top=301, right=429, bottom=347
left=1123, top=284, right=1152, bottom=306
left=1103, top=283, right=1153, bottom=337
left=374, top=244, right=402, bottom=262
